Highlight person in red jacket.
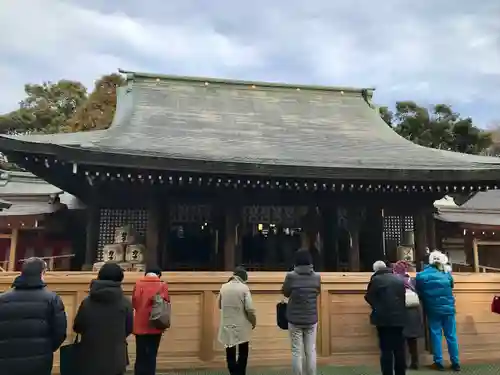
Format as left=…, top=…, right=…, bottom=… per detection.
left=132, top=267, right=169, bottom=375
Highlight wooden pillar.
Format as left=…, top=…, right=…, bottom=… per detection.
left=302, top=205, right=322, bottom=270
left=200, top=290, right=216, bottom=361
left=426, top=211, right=437, bottom=250
left=349, top=229, right=360, bottom=271
left=223, top=206, right=237, bottom=271
left=7, top=228, right=19, bottom=271
left=472, top=238, right=479, bottom=273
left=413, top=210, right=427, bottom=271
left=83, top=202, right=99, bottom=270
left=300, top=232, right=310, bottom=250
left=464, top=232, right=474, bottom=266
left=360, top=207, right=384, bottom=271
left=320, top=202, right=337, bottom=271
left=159, top=200, right=170, bottom=270
left=145, top=204, right=160, bottom=267
left=435, top=220, right=444, bottom=252
left=347, top=208, right=361, bottom=272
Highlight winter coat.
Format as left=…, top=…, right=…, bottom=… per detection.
left=0, top=274, right=67, bottom=375
left=73, top=279, right=133, bottom=375
left=218, top=276, right=256, bottom=348
left=398, top=275, right=424, bottom=338
left=416, top=264, right=455, bottom=317
left=365, top=268, right=406, bottom=327
left=282, top=265, right=321, bottom=326
left=132, top=275, right=169, bottom=335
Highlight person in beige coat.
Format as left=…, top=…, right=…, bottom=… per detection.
left=218, top=267, right=256, bottom=375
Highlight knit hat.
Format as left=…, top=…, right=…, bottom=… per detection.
left=428, top=250, right=444, bottom=265
left=393, top=260, right=410, bottom=276
left=233, top=266, right=248, bottom=282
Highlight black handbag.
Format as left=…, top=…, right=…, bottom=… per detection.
left=60, top=335, right=81, bottom=375
left=276, top=301, right=288, bottom=330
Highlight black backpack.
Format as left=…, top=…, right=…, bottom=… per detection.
left=276, top=301, right=288, bottom=330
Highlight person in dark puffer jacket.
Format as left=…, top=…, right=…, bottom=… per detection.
left=0, top=257, right=67, bottom=375
left=281, top=248, right=321, bottom=375
left=73, top=262, right=133, bottom=375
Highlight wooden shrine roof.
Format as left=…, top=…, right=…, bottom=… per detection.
left=0, top=170, right=84, bottom=218
left=1, top=70, right=500, bottom=181
left=435, top=190, right=500, bottom=226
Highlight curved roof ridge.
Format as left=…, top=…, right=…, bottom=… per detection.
left=118, top=69, right=375, bottom=95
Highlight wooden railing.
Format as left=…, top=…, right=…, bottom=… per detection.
left=0, top=254, right=75, bottom=272
left=478, top=265, right=500, bottom=273
left=0, top=272, right=499, bottom=372
left=452, top=263, right=500, bottom=273
left=18, top=254, right=75, bottom=271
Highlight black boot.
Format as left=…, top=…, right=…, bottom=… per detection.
left=407, top=338, right=419, bottom=370
left=451, top=363, right=461, bottom=372
left=429, top=362, right=445, bottom=371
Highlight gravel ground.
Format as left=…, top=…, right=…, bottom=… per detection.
left=152, top=363, right=500, bottom=375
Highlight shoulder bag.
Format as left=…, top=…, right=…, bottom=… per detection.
left=405, top=289, right=420, bottom=307
left=149, top=290, right=171, bottom=330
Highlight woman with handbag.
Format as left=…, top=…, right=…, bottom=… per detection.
left=393, top=260, right=424, bottom=370
left=132, top=266, right=169, bottom=375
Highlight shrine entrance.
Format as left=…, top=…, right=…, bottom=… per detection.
left=166, top=204, right=216, bottom=270
left=240, top=205, right=306, bottom=270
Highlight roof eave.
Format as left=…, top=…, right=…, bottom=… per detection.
left=3, top=138, right=500, bottom=182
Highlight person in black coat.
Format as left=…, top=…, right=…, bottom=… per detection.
left=0, top=257, right=67, bottom=375
left=365, top=260, right=407, bottom=375
left=73, top=262, right=133, bottom=375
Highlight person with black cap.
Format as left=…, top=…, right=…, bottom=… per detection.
left=73, top=262, right=133, bottom=375
left=218, top=266, right=256, bottom=375
left=132, top=266, right=169, bottom=375
left=0, top=257, right=67, bottom=375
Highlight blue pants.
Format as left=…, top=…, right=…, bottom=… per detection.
left=428, top=314, right=459, bottom=365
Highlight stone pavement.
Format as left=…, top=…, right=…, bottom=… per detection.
left=156, top=363, right=500, bottom=375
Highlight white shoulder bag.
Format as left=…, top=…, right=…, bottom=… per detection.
left=405, top=289, right=420, bottom=307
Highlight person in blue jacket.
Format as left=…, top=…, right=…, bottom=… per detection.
left=416, top=251, right=460, bottom=372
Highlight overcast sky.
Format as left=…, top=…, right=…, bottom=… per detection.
left=1, top=0, right=500, bottom=126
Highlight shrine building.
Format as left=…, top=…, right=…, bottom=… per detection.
left=1, top=71, right=500, bottom=272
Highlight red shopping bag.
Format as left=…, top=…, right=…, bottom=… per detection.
left=491, top=296, right=500, bottom=314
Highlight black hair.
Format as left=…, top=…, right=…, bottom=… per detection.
left=21, top=257, right=47, bottom=277
left=294, top=248, right=312, bottom=266
left=233, top=266, right=248, bottom=282
left=145, top=266, right=162, bottom=278
left=98, top=262, right=124, bottom=282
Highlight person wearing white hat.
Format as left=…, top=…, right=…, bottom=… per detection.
left=416, top=251, right=460, bottom=372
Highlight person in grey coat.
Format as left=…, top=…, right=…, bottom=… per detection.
left=281, top=249, right=321, bottom=375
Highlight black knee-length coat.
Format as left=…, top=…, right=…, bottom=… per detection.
left=403, top=278, right=424, bottom=339
left=73, top=279, right=133, bottom=375
left=404, top=306, right=424, bottom=338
